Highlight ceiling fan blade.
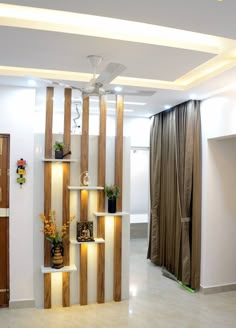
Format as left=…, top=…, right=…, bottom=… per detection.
left=96, top=63, right=126, bottom=85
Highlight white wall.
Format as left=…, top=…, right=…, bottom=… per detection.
left=201, top=90, right=236, bottom=288
left=0, top=86, right=35, bottom=304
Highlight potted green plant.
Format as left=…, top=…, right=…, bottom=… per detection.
left=104, top=184, right=120, bottom=213
left=53, top=141, right=65, bottom=159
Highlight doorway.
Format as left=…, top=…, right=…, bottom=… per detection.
left=0, top=134, right=10, bottom=307
left=130, top=147, right=149, bottom=238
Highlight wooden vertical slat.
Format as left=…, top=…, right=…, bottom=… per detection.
left=80, top=243, right=88, bottom=304
left=62, top=272, right=70, bottom=307
left=44, top=87, right=53, bottom=159
left=81, top=96, right=89, bottom=175
left=44, top=87, right=53, bottom=309
left=80, top=190, right=88, bottom=219
left=80, top=95, right=89, bottom=305
left=115, top=95, right=124, bottom=212
left=62, top=88, right=72, bottom=307
left=114, top=95, right=124, bottom=302
left=44, top=87, right=53, bottom=267
left=44, top=273, right=51, bottom=309
left=97, top=95, right=107, bottom=303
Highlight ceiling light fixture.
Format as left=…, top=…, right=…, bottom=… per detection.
left=27, top=79, right=36, bottom=86
left=89, top=99, right=146, bottom=106
left=89, top=107, right=134, bottom=113
left=114, top=86, right=123, bottom=92
left=107, top=108, right=134, bottom=112
left=164, top=105, right=171, bottom=110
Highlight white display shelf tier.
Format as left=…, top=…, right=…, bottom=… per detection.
left=70, top=238, right=105, bottom=244
left=42, top=158, right=79, bottom=163
left=94, top=212, right=128, bottom=217
left=68, top=186, right=104, bottom=190
left=41, top=264, right=77, bottom=273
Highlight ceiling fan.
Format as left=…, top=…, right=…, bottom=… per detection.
left=80, top=55, right=126, bottom=96
left=30, top=55, right=156, bottom=97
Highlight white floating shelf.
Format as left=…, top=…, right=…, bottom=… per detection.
left=70, top=238, right=105, bottom=244
left=94, top=212, right=128, bottom=217
left=42, top=158, right=79, bottom=163
left=41, top=264, right=77, bottom=273
left=68, top=186, right=104, bottom=190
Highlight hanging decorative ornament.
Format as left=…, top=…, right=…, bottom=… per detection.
left=80, top=171, right=90, bottom=186
left=16, top=158, right=27, bottom=188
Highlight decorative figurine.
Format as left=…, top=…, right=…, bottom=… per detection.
left=16, top=158, right=27, bottom=187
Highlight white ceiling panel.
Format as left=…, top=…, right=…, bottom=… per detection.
left=0, top=27, right=213, bottom=81
left=0, top=1, right=236, bottom=116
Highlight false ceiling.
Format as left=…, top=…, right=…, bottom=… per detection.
left=0, top=0, right=236, bottom=116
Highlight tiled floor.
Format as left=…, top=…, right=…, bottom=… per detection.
left=1, top=239, right=236, bottom=327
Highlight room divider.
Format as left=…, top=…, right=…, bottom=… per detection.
left=41, top=87, right=127, bottom=308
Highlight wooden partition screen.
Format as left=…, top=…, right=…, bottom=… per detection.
left=43, top=90, right=125, bottom=307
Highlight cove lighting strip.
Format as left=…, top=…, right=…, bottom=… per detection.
left=1, top=4, right=236, bottom=90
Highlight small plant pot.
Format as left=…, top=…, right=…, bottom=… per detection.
left=108, top=198, right=116, bottom=213
left=55, top=150, right=63, bottom=159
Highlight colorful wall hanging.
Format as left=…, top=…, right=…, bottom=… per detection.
left=16, top=158, right=27, bottom=187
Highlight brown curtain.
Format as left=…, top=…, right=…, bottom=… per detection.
left=147, top=100, right=201, bottom=290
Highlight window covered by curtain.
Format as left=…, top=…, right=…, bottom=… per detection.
left=147, top=100, right=201, bottom=290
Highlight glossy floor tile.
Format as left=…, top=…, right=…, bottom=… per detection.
left=0, top=238, right=236, bottom=327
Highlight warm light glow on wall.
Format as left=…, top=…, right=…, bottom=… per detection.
left=81, top=190, right=88, bottom=204
left=81, top=243, right=88, bottom=257
left=51, top=272, right=62, bottom=306
left=52, top=163, right=63, bottom=179
left=105, top=216, right=114, bottom=235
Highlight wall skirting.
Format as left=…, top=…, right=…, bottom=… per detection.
left=200, top=284, right=236, bottom=295
left=9, top=299, right=35, bottom=309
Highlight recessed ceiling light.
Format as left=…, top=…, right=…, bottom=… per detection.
left=164, top=105, right=171, bottom=110
left=124, top=109, right=134, bottom=112
left=124, top=101, right=146, bottom=106
left=89, top=99, right=146, bottom=106
left=27, top=79, right=36, bottom=86
left=89, top=107, right=134, bottom=113
left=107, top=108, right=134, bottom=112
left=114, top=86, right=123, bottom=92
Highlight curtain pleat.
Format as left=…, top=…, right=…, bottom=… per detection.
left=147, top=115, right=162, bottom=264
left=191, top=103, right=202, bottom=289
left=147, top=100, right=202, bottom=290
